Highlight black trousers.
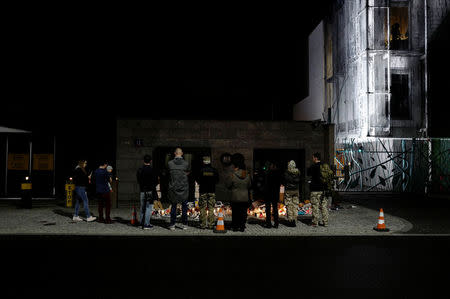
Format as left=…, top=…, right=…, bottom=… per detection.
left=97, top=192, right=111, bottom=220
left=231, top=202, right=248, bottom=230
left=264, top=200, right=279, bottom=225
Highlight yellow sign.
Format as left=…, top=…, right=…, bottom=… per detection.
left=21, top=183, right=32, bottom=190
left=65, top=184, right=75, bottom=191
left=65, top=184, right=75, bottom=207
left=33, top=154, right=54, bottom=171
left=8, top=154, right=29, bottom=170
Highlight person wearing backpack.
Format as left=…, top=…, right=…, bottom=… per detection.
left=306, top=152, right=329, bottom=227
left=167, top=147, right=190, bottom=230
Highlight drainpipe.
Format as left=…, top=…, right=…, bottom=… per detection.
left=409, top=139, right=415, bottom=192
left=424, top=0, right=432, bottom=195
left=366, top=0, right=370, bottom=137
left=53, top=135, right=56, bottom=196
left=5, top=136, right=8, bottom=195
left=29, top=140, right=32, bottom=177
left=402, top=139, right=406, bottom=191
left=424, top=0, right=429, bottom=138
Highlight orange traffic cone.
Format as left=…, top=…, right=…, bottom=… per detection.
left=373, top=208, right=390, bottom=232
left=131, top=205, right=137, bottom=226
left=213, top=207, right=227, bottom=233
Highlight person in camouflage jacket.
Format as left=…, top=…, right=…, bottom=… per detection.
left=283, top=160, right=300, bottom=227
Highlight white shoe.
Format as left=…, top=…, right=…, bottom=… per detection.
left=86, top=216, right=97, bottom=222
left=177, top=224, right=188, bottom=230
left=72, top=216, right=83, bottom=221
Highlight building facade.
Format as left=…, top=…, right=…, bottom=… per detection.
left=295, top=0, right=450, bottom=193
left=116, top=119, right=334, bottom=203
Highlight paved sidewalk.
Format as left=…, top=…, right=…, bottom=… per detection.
left=0, top=200, right=412, bottom=236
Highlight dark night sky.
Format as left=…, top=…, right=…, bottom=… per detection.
left=1, top=2, right=334, bottom=176
left=2, top=2, right=334, bottom=131
left=2, top=3, right=448, bottom=189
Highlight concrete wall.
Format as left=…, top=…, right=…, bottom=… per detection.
left=329, top=0, right=449, bottom=140
left=428, top=0, right=450, bottom=42
left=116, top=119, right=334, bottom=202
left=293, top=21, right=325, bottom=122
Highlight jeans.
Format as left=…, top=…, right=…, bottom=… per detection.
left=170, top=200, right=188, bottom=225
left=140, top=192, right=154, bottom=226
left=74, top=186, right=91, bottom=218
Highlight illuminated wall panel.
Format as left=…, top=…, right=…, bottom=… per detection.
left=329, top=0, right=450, bottom=192
left=293, top=22, right=325, bottom=121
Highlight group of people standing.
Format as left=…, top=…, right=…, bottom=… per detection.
left=136, top=148, right=222, bottom=230
left=257, top=152, right=331, bottom=229
left=71, top=147, right=332, bottom=232
left=72, top=160, right=114, bottom=223
left=134, top=148, right=331, bottom=231
left=259, top=159, right=302, bottom=229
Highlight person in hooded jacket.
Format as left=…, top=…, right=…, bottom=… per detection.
left=167, top=147, right=190, bottom=230
left=225, top=153, right=251, bottom=232
left=283, top=160, right=301, bottom=227
left=72, top=160, right=97, bottom=222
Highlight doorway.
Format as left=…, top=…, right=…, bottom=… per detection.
left=253, top=148, right=305, bottom=175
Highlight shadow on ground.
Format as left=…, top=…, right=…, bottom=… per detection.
left=340, top=192, right=450, bottom=234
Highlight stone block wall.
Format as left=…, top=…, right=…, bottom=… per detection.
left=116, top=119, right=334, bottom=202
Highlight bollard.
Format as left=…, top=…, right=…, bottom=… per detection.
left=65, top=178, right=75, bottom=208
left=21, top=176, right=32, bottom=209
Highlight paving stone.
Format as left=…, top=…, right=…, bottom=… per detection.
left=0, top=201, right=413, bottom=236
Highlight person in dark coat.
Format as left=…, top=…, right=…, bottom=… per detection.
left=72, top=160, right=96, bottom=222
left=94, top=161, right=113, bottom=223
left=307, top=152, right=329, bottom=227
left=167, top=147, right=190, bottom=230
left=136, top=154, right=159, bottom=229
left=159, top=168, right=170, bottom=203
left=225, top=153, right=251, bottom=232
left=264, top=162, right=282, bottom=228
left=252, top=165, right=267, bottom=202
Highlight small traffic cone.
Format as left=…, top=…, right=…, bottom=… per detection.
left=373, top=208, right=390, bottom=232
left=131, top=205, right=137, bottom=226
left=213, top=207, right=227, bottom=233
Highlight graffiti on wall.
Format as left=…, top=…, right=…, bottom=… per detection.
left=334, top=138, right=450, bottom=193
